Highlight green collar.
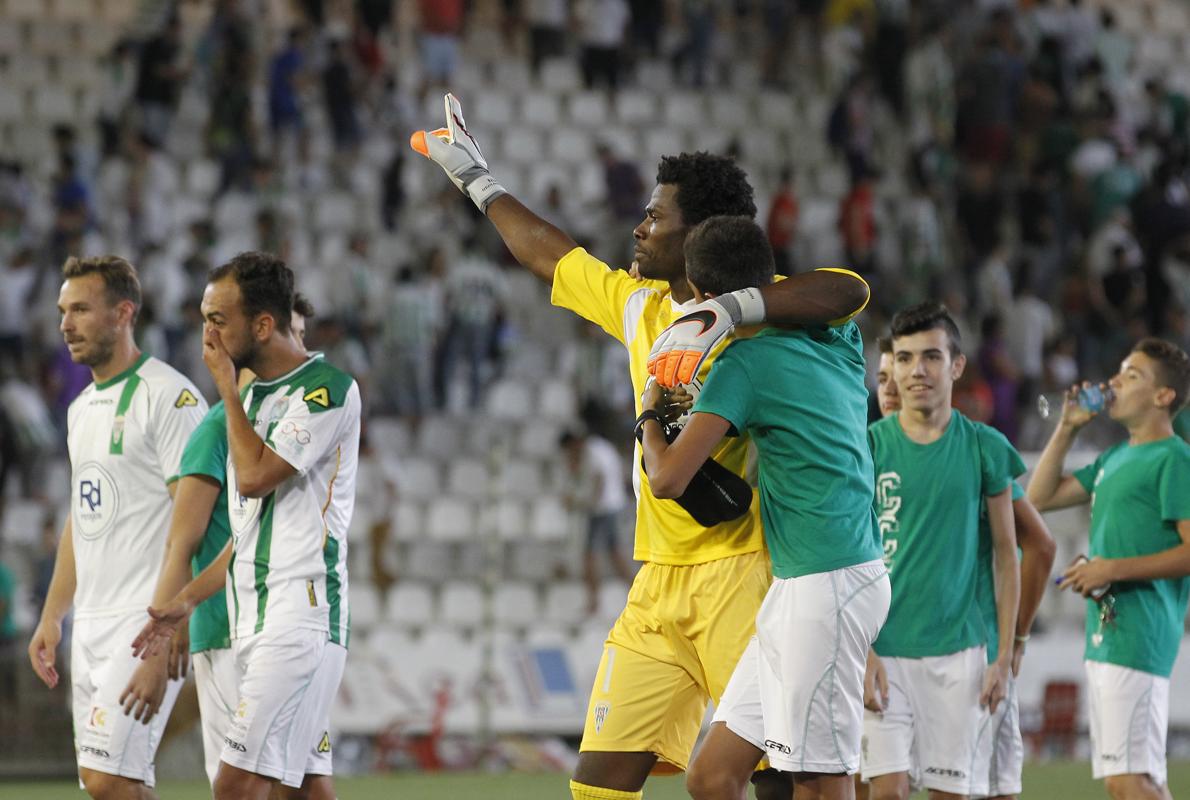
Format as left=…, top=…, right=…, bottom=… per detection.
left=94, top=351, right=150, bottom=391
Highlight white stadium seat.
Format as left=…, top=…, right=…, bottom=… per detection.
left=566, top=91, right=611, bottom=127
left=663, top=92, right=704, bottom=128
left=446, top=457, right=490, bottom=500
left=349, top=584, right=383, bottom=633
left=416, top=415, right=465, bottom=461
left=493, top=582, right=539, bottom=628
left=520, top=93, right=561, bottom=127
left=485, top=379, right=533, bottom=420
left=499, top=460, right=542, bottom=500
left=386, top=582, right=435, bottom=628
left=426, top=496, right=477, bottom=542
left=530, top=495, right=575, bottom=542
left=543, top=581, right=588, bottom=627
left=394, top=456, right=440, bottom=500
left=594, top=580, right=630, bottom=624
left=484, top=497, right=527, bottom=541
left=439, top=581, right=485, bottom=628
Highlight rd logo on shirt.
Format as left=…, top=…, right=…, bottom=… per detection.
left=74, top=462, right=120, bottom=540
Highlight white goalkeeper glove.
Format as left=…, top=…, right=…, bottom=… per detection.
left=410, top=93, right=507, bottom=213
left=647, top=288, right=766, bottom=387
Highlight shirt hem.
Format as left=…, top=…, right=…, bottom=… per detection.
left=1084, top=652, right=1172, bottom=679
left=771, top=549, right=884, bottom=579
left=632, top=541, right=766, bottom=566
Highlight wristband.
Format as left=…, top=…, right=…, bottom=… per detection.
left=1014, top=633, right=1030, bottom=643
left=717, top=287, right=766, bottom=326
left=634, top=409, right=664, bottom=442
left=467, top=174, right=508, bottom=213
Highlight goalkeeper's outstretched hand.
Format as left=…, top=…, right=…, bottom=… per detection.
left=409, top=93, right=507, bottom=212
left=647, top=288, right=766, bottom=387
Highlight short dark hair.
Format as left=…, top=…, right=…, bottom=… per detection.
left=62, top=255, right=142, bottom=317
left=656, top=152, right=756, bottom=226
left=684, top=216, right=775, bottom=296
left=209, top=252, right=294, bottom=333
left=890, top=301, right=962, bottom=357
left=877, top=335, right=893, bottom=355
left=1132, top=337, right=1190, bottom=413
left=292, top=292, right=315, bottom=319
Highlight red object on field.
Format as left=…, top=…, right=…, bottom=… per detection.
left=1027, top=680, right=1079, bottom=758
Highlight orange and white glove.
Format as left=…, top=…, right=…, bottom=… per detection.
left=647, top=288, right=765, bottom=387
left=410, top=93, right=507, bottom=212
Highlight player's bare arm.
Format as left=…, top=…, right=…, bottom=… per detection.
left=204, top=327, right=297, bottom=497
left=133, top=540, right=233, bottom=660
left=27, top=516, right=76, bottom=689
left=636, top=382, right=723, bottom=499
left=1062, top=519, right=1190, bottom=598
left=411, top=93, right=576, bottom=284
left=982, top=487, right=1019, bottom=714
left=1028, top=383, right=1098, bottom=510
left=1011, top=496, right=1056, bottom=675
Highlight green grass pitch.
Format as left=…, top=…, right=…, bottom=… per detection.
left=5, top=763, right=1190, bottom=799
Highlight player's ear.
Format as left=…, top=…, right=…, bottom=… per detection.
left=951, top=352, right=967, bottom=381
left=1153, top=384, right=1175, bottom=410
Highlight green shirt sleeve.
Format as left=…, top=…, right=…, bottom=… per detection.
left=1157, top=442, right=1190, bottom=523
left=1011, top=479, right=1025, bottom=501
left=692, top=341, right=755, bottom=436
left=178, top=403, right=227, bottom=484
left=976, top=423, right=1026, bottom=497
left=1073, top=450, right=1106, bottom=494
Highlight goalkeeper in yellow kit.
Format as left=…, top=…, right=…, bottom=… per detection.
left=412, top=94, right=870, bottom=800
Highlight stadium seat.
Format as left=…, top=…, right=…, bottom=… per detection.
left=426, top=496, right=477, bottom=542
left=0, top=87, right=24, bottom=123
left=613, top=90, right=653, bottom=125
left=501, top=127, right=546, bottom=166
left=403, top=541, right=455, bottom=581
left=410, top=629, right=482, bottom=731
left=527, top=160, right=574, bottom=200
left=594, top=580, right=630, bottom=624
left=439, top=581, right=485, bottom=628
left=485, top=497, right=527, bottom=541
left=184, top=159, right=221, bottom=200
left=499, top=461, right=543, bottom=500
left=386, top=582, right=435, bottom=629
left=213, top=192, right=260, bottom=234
left=485, top=379, right=533, bottom=421
left=0, top=21, right=23, bottom=53
left=29, top=21, right=75, bottom=55
left=543, top=581, right=588, bottom=627
left=663, top=92, right=704, bottom=128
left=416, top=415, right=465, bottom=461
left=566, top=90, right=611, bottom=127
left=368, top=417, right=412, bottom=455
left=642, top=127, right=687, bottom=165
left=445, top=457, right=490, bottom=501
left=0, top=499, right=47, bottom=547
left=520, top=93, right=561, bottom=128
left=313, top=192, right=358, bottom=233
left=504, top=540, right=564, bottom=582
left=516, top=419, right=562, bottom=459
left=569, top=620, right=610, bottom=695
left=537, top=381, right=577, bottom=421
left=390, top=500, right=423, bottom=543
left=709, top=94, right=752, bottom=132
left=493, top=581, right=539, bottom=629
left=539, top=60, right=582, bottom=92
left=5, top=0, right=45, bottom=19
left=350, top=584, right=383, bottom=633
left=530, top=495, right=575, bottom=541
left=393, top=456, right=441, bottom=500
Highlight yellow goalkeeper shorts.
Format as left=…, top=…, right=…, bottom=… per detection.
left=579, top=550, right=771, bottom=773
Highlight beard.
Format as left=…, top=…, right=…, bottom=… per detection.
left=229, top=337, right=260, bottom=372
left=73, top=327, right=118, bottom=369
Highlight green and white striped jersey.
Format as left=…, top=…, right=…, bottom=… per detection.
left=226, top=353, right=359, bottom=646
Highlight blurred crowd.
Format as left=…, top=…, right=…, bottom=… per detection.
left=1, top=0, right=1189, bottom=518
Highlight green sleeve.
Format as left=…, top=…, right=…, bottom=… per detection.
left=977, top=424, right=1025, bottom=497
left=1073, top=451, right=1105, bottom=494
left=692, top=341, right=755, bottom=437
left=1157, top=444, right=1190, bottom=523
left=178, top=403, right=228, bottom=484
left=1011, top=479, right=1025, bottom=501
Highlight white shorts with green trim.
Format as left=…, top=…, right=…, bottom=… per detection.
left=1086, top=660, right=1169, bottom=787
left=860, top=645, right=990, bottom=796
left=194, top=647, right=238, bottom=785
left=713, top=559, right=890, bottom=774
left=221, top=628, right=345, bottom=787
left=72, top=611, right=183, bottom=786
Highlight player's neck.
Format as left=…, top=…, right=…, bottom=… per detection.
left=1126, top=412, right=1174, bottom=446
left=897, top=402, right=953, bottom=443
left=91, top=340, right=142, bottom=386
left=250, top=337, right=309, bottom=382
left=669, top=277, right=694, bottom=304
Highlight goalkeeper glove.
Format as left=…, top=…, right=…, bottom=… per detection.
left=647, top=288, right=766, bottom=387
left=410, top=93, right=508, bottom=213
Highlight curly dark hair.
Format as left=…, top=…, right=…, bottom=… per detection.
left=684, top=216, right=774, bottom=296
left=890, top=300, right=962, bottom=357
left=656, top=152, right=756, bottom=226
left=209, top=251, right=294, bottom=333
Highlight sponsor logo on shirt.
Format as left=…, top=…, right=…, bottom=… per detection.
left=317, top=732, right=331, bottom=753
left=303, top=386, right=330, bottom=408
left=281, top=421, right=311, bottom=447
left=79, top=745, right=111, bottom=759
left=924, top=766, right=966, bottom=779
left=229, top=490, right=262, bottom=537
left=223, top=736, right=247, bottom=753
left=875, top=471, right=901, bottom=565
left=75, top=462, right=120, bottom=541
left=174, top=389, right=199, bottom=408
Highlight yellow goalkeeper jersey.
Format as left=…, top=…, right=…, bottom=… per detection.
left=551, top=247, right=765, bottom=565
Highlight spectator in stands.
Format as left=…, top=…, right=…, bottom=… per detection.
left=828, top=71, right=878, bottom=182
left=0, top=555, right=16, bottom=704
left=560, top=429, right=633, bottom=615
left=979, top=314, right=1022, bottom=442
left=957, top=161, right=1006, bottom=265
left=134, top=15, right=187, bottom=146
left=323, top=38, right=363, bottom=155
left=382, top=265, right=442, bottom=418
left=838, top=165, right=877, bottom=277
left=765, top=166, right=799, bottom=276
left=381, top=149, right=407, bottom=232
left=759, top=0, right=793, bottom=87
left=438, top=239, right=505, bottom=407
left=1005, top=260, right=1058, bottom=418
left=628, top=0, right=664, bottom=59
left=597, top=143, right=644, bottom=227
left=208, top=50, right=257, bottom=196
left=1094, top=9, right=1131, bottom=89
left=327, top=231, right=380, bottom=338
left=268, top=28, right=309, bottom=158
left=417, top=0, right=464, bottom=98
left=0, top=248, right=39, bottom=375
left=955, top=11, right=1023, bottom=166
left=526, top=0, right=568, bottom=77
left=98, top=40, right=138, bottom=159
left=671, top=0, right=716, bottom=88
left=576, top=0, right=630, bottom=90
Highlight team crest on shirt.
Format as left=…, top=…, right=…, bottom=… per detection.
left=74, top=462, right=120, bottom=541
left=229, top=491, right=262, bottom=537
left=174, top=389, right=199, bottom=408
left=593, top=701, right=610, bottom=734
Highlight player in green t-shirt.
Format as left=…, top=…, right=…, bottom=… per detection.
left=1029, top=337, right=1190, bottom=800
left=638, top=216, right=889, bottom=800
left=874, top=336, right=1056, bottom=800
left=861, top=302, right=1022, bottom=800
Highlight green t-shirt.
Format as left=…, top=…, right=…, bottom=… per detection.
left=1073, top=436, right=1190, bottom=677
left=868, top=410, right=1025, bottom=658
left=694, top=323, right=882, bottom=579
left=977, top=479, right=1026, bottom=663
left=178, top=402, right=232, bottom=653
left=1174, top=408, right=1189, bottom=444
left=0, top=562, right=15, bottom=640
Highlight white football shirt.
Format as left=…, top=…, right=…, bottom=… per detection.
left=226, top=354, right=359, bottom=646
left=68, top=353, right=207, bottom=618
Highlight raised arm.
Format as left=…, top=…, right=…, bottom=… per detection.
left=759, top=267, right=871, bottom=327
left=411, top=93, right=579, bottom=285
left=1027, top=385, right=1096, bottom=511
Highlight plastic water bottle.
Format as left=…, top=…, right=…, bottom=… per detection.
left=1037, top=385, right=1115, bottom=420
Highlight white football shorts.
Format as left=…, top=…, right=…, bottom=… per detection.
left=193, top=647, right=238, bottom=785
left=973, top=672, right=1022, bottom=798
left=713, top=559, right=890, bottom=774
left=861, top=645, right=990, bottom=796
left=72, top=611, right=183, bottom=786
left=1086, top=660, right=1169, bottom=787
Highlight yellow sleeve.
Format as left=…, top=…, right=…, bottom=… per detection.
left=550, top=247, right=661, bottom=346
left=815, top=267, right=871, bottom=326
